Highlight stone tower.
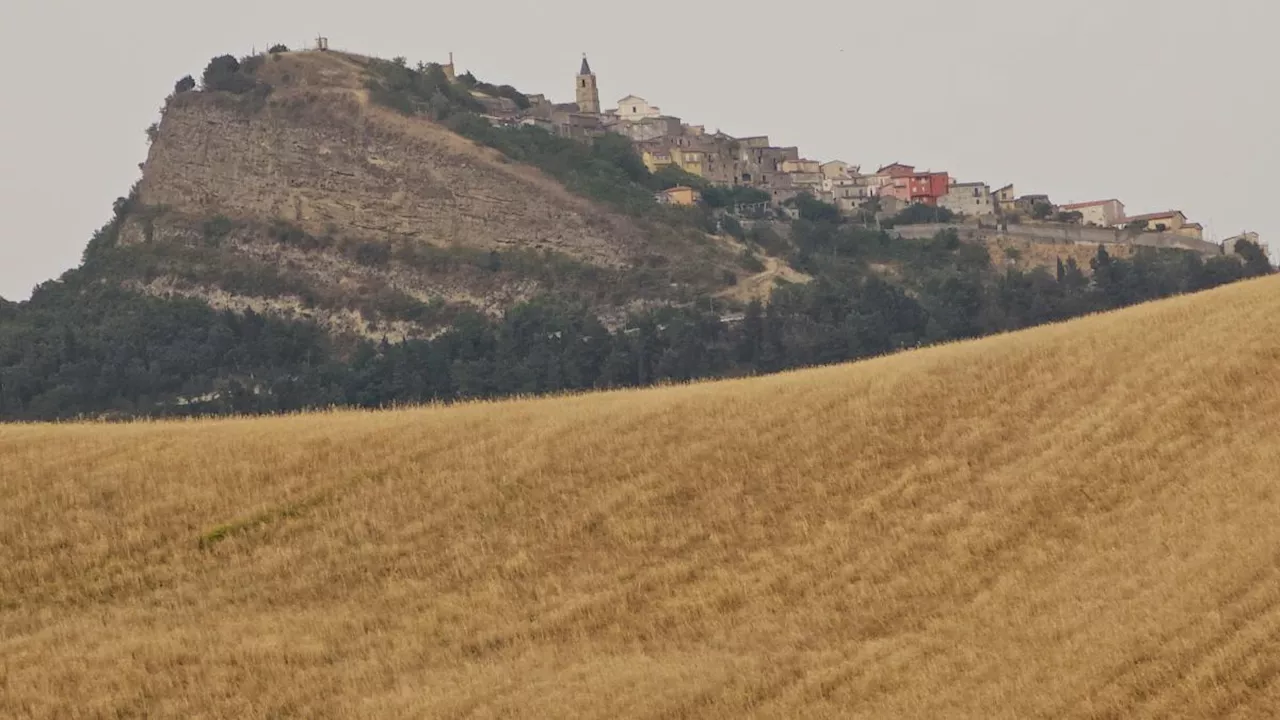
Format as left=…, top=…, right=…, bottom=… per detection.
left=575, top=55, right=600, bottom=115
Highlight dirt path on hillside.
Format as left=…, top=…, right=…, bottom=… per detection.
left=718, top=251, right=811, bottom=303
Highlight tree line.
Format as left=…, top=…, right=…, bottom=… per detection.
left=0, top=224, right=1269, bottom=421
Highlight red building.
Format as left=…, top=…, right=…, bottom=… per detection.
left=906, top=172, right=950, bottom=205
left=878, top=164, right=950, bottom=205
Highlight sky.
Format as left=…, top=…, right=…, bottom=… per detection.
left=1, top=0, right=1276, bottom=300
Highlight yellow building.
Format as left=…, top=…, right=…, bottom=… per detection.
left=670, top=148, right=708, bottom=177
left=1126, top=210, right=1188, bottom=233
left=642, top=149, right=674, bottom=173
left=1178, top=222, right=1205, bottom=240
left=654, top=186, right=701, bottom=206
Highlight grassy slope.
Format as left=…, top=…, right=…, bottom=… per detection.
left=3, top=276, right=1280, bottom=718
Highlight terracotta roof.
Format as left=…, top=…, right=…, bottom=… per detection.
left=1125, top=210, right=1186, bottom=223
left=876, top=162, right=915, bottom=175
left=1059, top=199, right=1121, bottom=210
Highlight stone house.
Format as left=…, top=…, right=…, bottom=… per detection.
left=993, top=184, right=1017, bottom=214
left=1223, top=232, right=1265, bottom=257
left=781, top=158, right=823, bottom=192
left=1015, top=194, right=1053, bottom=215
left=876, top=162, right=917, bottom=178
left=831, top=179, right=882, bottom=214
left=1058, top=199, right=1126, bottom=227
left=821, top=161, right=855, bottom=179
left=551, top=105, right=607, bottom=140
left=781, top=158, right=821, bottom=175
left=1125, top=210, right=1189, bottom=234
left=938, top=182, right=995, bottom=218
left=613, top=115, right=684, bottom=143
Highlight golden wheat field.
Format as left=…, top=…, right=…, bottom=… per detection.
left=4, top=276, right=1280, bottom=719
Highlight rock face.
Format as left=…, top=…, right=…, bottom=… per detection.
left=133, top=83, right=639, bottom=266
left=110, top=51, right=728, bottom=339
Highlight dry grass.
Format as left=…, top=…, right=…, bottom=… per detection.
left=4, top=276, right=1280, bottom=718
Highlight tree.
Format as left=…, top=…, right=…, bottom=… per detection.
left=1233, top=239, right=1273, bottom=277
left=789, top=193, right=841, bottom=224
left=202, top=55, right=257, bottom=94
left=885, top=203, right=955, bottom=227
left=174, top=75, right=196, bottom=94
left=268, top=44, right=289, bottom=54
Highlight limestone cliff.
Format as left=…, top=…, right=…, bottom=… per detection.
left=107, top=51, right=738, bottom=339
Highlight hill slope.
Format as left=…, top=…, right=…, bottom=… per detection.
left=4, top=276, right=1280, bottom=717
left=95, top=51, right=740, bottom=338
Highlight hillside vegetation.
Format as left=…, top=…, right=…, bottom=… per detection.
left=96, top=50, right=740, bottom=338
left=0, top=46, right=1269, bottom=421
left=4, top=275, right=1280, bottom=718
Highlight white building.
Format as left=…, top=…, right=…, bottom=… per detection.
left=611, top=95, right=662, bottom=122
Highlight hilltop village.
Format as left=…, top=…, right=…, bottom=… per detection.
left=443, top=52, right=1261, bottom=257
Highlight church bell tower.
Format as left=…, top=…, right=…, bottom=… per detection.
left=575, top=54, right=600, bottom=115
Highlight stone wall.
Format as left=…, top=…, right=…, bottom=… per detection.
left=891, top=222, right=1223, bottom=256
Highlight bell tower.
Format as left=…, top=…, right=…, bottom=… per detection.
left=575, top=54, right=600, bottom=115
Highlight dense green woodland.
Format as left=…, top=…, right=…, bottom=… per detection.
left=1, top=225, right=1269, bottom=421
left=0, top=53, right=1270, bottom=420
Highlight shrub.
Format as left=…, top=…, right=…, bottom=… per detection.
left=202, top=55, right=259, bottom=94
left=174, top=75, right=196, bottom=94
left=748, top=225, right=790, bottom=257
left=884, top=203, right=956, bottom=227
left=788, top=193, right=841, bottom=224
left=720, top=215, right=745, bottom=240
left=202, top=215, right=235, bottom=246
left=352, top=241, right=391, bottom=267
left=738, top=250, right=766, bottom=273
left=240, top=55, right=265, bottom=76
left=268, top=44, right=289, bottom=54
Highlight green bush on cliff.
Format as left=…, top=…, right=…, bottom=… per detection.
left=202, top=55, right=259, bottom=94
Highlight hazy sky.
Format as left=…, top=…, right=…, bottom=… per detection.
left=1, top=0, right=1276, bottom=300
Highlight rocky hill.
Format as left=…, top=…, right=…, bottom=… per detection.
left=0, top=47, right=1270, bottom=421
left=96, top=50, right=746, bottom=339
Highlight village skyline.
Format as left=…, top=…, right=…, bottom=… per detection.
left=1, top=0, right=1274, bottom=298
left=440, top=50, right=1258, bottom=257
